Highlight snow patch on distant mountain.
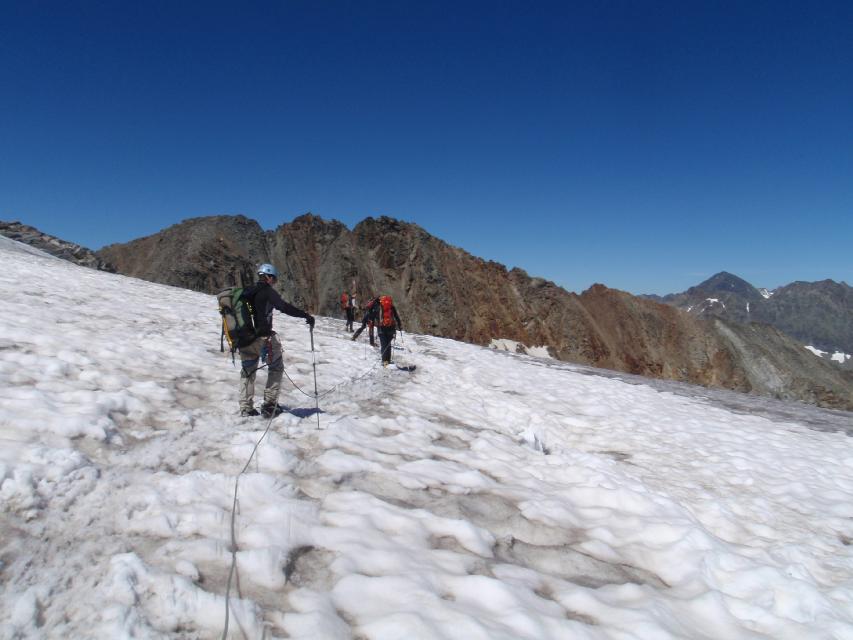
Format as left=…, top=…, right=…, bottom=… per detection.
left=489, top=338, right=553, bottom=359
left=758, top=288, right=775, bottom=299
left=804, top=345, right=851, bottom=365
left=687, top=298, right=728, bottom=315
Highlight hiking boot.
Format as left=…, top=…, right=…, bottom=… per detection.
left=241, top=408, right=260, bottom=417
left=261, top=403, right=285, bottom=419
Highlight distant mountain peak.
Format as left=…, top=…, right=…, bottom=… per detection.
left=656, top=271, right=852, bottom=355
left=695, top=271, right=758, bottom=294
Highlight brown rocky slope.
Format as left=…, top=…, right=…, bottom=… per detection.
left=97, top=214, right=853, bottom=410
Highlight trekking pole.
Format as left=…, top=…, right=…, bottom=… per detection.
left=309, top=326, right=321, bottom=430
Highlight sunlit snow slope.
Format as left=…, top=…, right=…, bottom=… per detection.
left=1, top=236, right=853, bottom=640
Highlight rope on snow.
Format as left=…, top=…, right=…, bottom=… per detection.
left=220, top=328, right=397, bottom=638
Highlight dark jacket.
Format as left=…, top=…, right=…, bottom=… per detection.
left=243, top=281, right=311, bottom=337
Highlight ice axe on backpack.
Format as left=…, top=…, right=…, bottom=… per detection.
left=217, top=286, right=258, bottom=364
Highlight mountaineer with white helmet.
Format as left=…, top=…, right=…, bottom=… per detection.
left=237, top=263, right=315, bottom=418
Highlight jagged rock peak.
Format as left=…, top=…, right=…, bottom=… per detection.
left=166, top=213, right=260, bottom=230
left=691, top=271, right=759, bottom=296
left=582, top=282, right=659, bottom=303
left=354, top=215, right=430, bottom=237
left=582, top=283, right=614, bottom=295
left=99, top=214, right=265, bottom=250
left=281, top=212, right=349, bottom=232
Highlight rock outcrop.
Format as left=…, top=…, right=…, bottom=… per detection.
left=0, top=221, right=116, bottom=272
left=98, top=215, right=265, bottom=293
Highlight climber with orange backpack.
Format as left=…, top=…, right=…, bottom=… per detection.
left=352, top=294, right=402, bottom=365
left=341, top=291, right=356, bottom=332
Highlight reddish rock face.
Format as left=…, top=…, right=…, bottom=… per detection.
left=95, top=213, right=853, bottom=410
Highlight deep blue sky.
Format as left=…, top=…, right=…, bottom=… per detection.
left=2, top=1, right=851, bottom=294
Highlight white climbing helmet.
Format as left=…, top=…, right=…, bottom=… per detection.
left=257, top=263, right=279, bottom=278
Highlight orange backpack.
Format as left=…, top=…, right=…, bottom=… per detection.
left=378, top=295, right=395, bottom=327
left=340, top=292, right=348, bottom=310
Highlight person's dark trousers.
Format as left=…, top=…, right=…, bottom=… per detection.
left=346, top=307, right=354, bottom=331
left=378, top=327, right=395, bottom=364
left=368, top=322, right=375, bottom=346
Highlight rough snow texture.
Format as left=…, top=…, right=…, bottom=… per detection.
left=2, top=235, right=853, bottom=639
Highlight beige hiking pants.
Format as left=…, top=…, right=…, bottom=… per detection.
left=238, top=333, right=283, bottom=411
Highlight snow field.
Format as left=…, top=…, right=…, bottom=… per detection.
left=1, top=235, right=853, bottom=639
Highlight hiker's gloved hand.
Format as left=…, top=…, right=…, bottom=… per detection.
left=306, top=315, right=315, bottom=328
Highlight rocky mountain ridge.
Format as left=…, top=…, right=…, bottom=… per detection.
left=0, top=221, right=116, bottom=272
left=92, top=214, right=852, bottom=411
left=3, top=215, right=851, bottom=410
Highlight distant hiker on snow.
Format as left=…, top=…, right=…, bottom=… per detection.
left=346, top=292, right=356, bottom=332
left=341, top=291, right=355, bottom=332
left=352, top=295, right=402, bottom=366
left=237, top=264, right=314, bottom=418
left=361, top=295, right=378, bottom=346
